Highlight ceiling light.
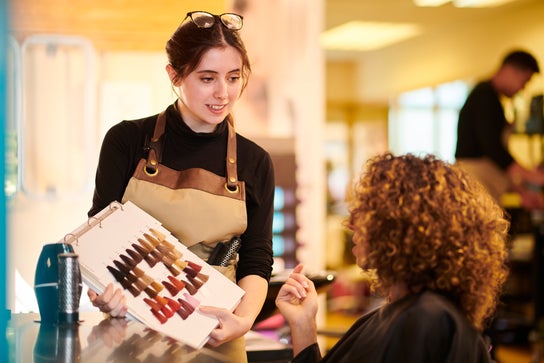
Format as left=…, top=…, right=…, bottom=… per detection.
left=320, top=21, right=422, bottom=52
left=413, top=0, right=450, bottom=6
left=453, top=0, right=518, bottom=7
left=414, top=0, right=519, bottom=7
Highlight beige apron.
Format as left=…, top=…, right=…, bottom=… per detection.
left=122, top=110, right=248, bottom=362
left=455, top=157, right=511, bottom=202
left=455, top=124, right=514, bottom=203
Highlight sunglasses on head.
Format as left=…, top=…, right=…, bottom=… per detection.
left=184, top=11, right=243, bottom=30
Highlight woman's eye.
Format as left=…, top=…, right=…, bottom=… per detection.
left=201, top=77, right=214, bottom=82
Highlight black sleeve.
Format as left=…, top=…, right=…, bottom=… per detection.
left=236, top=144, right=275, bottom=282
left=469, top=86, right=514, bottom=170
left=88, top=121, right=147, bottom=217
left=292, top=343, right=322, bottom=363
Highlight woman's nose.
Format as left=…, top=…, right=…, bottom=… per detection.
left=214, top=81, right=228, bottom=99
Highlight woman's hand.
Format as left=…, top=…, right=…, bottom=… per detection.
left=275, top=264, right=318, bottom=324
left=198, top=274, right=268, bottom=347
left=198, top=305, right=253, bottom=347
left=275, top=264, right=319, bottom=356
left=87, top=283, right=128, bottom=318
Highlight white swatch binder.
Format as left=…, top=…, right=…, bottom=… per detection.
left=62, top=201, right=245, bottom=349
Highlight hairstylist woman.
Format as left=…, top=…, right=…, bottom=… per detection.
left=86, top=11, right=274, bottom=361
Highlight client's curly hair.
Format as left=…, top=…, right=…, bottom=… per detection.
left=347, top=152, right=509, bottom=331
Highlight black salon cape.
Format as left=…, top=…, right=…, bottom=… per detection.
left=293, top=291, right=492, bottom=363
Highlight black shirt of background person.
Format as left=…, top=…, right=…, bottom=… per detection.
left=455, top=80, right=514, bottom=170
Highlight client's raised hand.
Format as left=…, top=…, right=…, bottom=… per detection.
left=275, top=264, right=319, bottom=356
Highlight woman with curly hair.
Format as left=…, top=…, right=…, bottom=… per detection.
left=276, top=152, right=510, bottom=363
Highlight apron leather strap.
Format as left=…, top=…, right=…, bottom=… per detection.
left=146, top=109, right=240, bottom=193
left=226, top=116, right=239, bottom=192
left=145, top=111, right=166, bottom=175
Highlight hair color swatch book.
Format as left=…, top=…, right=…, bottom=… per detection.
left=61, top=201, right=245, bottom=349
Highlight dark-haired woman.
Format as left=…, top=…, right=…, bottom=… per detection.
left=87, top=12, right=274, bottom=362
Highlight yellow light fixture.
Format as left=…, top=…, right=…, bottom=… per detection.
left=414, top=0, right=518, bottom=7
left=453, top=0, right=517, bottom=7
left=413, top=0, right=450, bottom=6
left=320, top=21, right=422, bottom=52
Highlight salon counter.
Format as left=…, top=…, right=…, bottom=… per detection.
left=6, top=312, right=292, bottom=363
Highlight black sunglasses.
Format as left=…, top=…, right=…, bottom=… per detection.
left=184, top=11, right=243, bottom=30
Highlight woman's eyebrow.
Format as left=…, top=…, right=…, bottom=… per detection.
left=195, top=68, right=241, bottom=74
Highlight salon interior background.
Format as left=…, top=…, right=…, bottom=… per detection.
left=5, top=0, right=544, bottom=312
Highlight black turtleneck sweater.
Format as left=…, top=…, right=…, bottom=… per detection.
left=89, top=103, right=275, bottom=282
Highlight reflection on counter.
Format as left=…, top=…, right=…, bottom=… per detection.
left=8, top=312, right=232, bottom=363
left=8, top=311, right=294, bottom=362
left=34, top=322, right=81, bottom=362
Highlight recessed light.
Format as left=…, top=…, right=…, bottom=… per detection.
left=320, top=21, right=422, bottom=52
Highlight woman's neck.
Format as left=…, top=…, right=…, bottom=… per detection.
left=388, top=282, right=410, bottom=302
left=175, top=99, right=217, bottom=133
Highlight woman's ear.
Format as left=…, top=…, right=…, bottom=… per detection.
left=166, top=64, right=180, bottom=86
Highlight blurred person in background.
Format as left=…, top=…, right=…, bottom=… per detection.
left=455, top=49, right=544, bottom=210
